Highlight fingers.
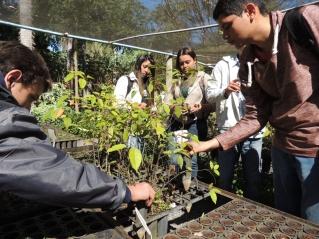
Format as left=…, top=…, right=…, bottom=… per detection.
left=138, top=102, right=147, bottom=109
left=186, top=141, right=197, bottom=155
left=128, top=182, right=155, bottom=207
left=146, top=186, right=155, bottom=207
left=189, top=103, right=202, bottom=113
left=226, top=85, right=240, bottom=93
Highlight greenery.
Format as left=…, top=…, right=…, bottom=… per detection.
left=32, top=67, right=221, bottom=209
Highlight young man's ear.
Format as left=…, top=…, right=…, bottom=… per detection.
left=4, top=69, right=22, bottom=90
left=244, top=3, right=258, bottom=22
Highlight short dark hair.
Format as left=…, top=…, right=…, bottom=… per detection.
left=0, top=41, right=52, bottom=92
left=176, top=47, right=197, bottom=72
left=213, top=0, right=268, bottom=20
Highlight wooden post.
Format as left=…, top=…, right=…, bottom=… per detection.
left=73, top=40, right=79, bottom=112
left=166, top=56, right=173, bottom=93
left=19, top=0, right=33, bottom=49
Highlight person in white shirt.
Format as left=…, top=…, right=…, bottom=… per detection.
left=114, top=55, right=155, bottom=149
left=114, top=54, right=155, bottom=107
left=206, top=50, right=264, bottom=201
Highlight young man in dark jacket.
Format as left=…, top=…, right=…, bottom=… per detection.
left=0, top=41, right=155, bottom=210
left=189, top=1, right=319, bottom=224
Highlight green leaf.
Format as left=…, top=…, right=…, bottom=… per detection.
left=97, top=99, right=104, bottom=108
left=64, top=72, right=74, bottom=82
left=79, top=78, right=87, bottom=89
left=57, top=95, right=69, bottom=108
left=190, top=134, right=199, bottom=143
left=263, top=127, right=271, bottom=137
left=63, top=117, right=72, bottom=129
left=163, top=104, right=170, bottom=115
left=174, top=106, right=182, bottom=118
left=147, top=82, right=154, bottom=93
left=108, top=127, right=114, bottom=137
left=107, top=144, right=126, bottom=153
left=177, top=155, right=184, bottom=169
left=123, top=129, right=129, bottom=142
left=209, top=161, right=214, bottom=170
left=111, top=110, right=119, bottom=116
left=214, top=169, right=220, bottom=176
left=87, top=75, right=94, bottom=80
left=209, top=188, right=221, bottom=204
left=129, top=147, right=143, bottom=173
left=156, top=122, right=165, bottom=136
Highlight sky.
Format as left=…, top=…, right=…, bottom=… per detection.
left=141, top=0, right=162, bottom=10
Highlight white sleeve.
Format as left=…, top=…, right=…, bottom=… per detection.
left=206, top=63, right=226, bottom=103
left=114, top=76, right=128, bottom=104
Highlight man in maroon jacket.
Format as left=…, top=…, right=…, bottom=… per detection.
left=190, top=0, right=319, bottom=224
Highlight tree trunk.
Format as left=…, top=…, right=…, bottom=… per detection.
left=19, top=0, right=33, bottom=49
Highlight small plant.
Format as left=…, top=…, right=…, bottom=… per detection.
left=33, top=68, right=221, bottom=210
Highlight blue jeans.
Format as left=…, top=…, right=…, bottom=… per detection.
left=272, top=147, right=319, bottom=224
left=169, top=119, right=208, bottom=178
left=217, top=137, right=263, bottom=201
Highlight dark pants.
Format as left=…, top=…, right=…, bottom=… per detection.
left=217, top=137, right=263, bottom=201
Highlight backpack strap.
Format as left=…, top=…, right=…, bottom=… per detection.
left=284, top=9, right=319, bottom=57
left=125, top=75, right=134, bottom=98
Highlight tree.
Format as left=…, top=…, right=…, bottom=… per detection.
left=19, top=0, right=33, bottom=49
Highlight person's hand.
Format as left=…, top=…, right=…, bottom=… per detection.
left=138, top=102, right=147, bottom=109
left=224, top=79, right=241, bottom=97
left=128, top=182, right=155, bottom=207
left=187, top=138, right=221, bottom=155
left=189, top=103, right=202, bottom=113
left=187, top=141, right=209, bottom=154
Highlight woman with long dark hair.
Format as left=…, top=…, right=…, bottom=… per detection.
left=114, top=54, right=155, bottom=150
left=165, top=47, right=214, bottom=179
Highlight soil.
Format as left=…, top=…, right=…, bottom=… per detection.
left=176, top=228, right=191, bottom=238
left=248, top=233, right=266, bottom=239
left=163, top=234, right=180, bottom=239
left=201, top=230, right=216, bottom=238
left=270, top=215, right=286, bottom=223
left=187, top=221, right=203, bottom=232
left=219, top=218, right=235, bottom=227
left=206, top=212, right=221, bottom=220
left=249, top=214, right=264, bottom=222
left=263, top=221, right=279, bottom=229
left=256, top=225, right=273, bottom=235
left=285, top=220, right=302, bottom=230
left=233, top=225, right=250, bottom=234
left=272, top=233, right=290, bottom=239
left=241, top=219, right=257, bottom=228
left=279, top=226, right=297, bottom=236
left=210, top=225, right=225, bottom=233
left=199, top=217, right=212, bottom=226
left=303, top=226, right=319, bottom=236
left=228, top=214, right=242, bottom=222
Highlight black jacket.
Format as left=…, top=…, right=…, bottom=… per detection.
left=0, top=86, right=128, bottom=209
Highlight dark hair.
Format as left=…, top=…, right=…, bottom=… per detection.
left=135, top=54, right=155, bottom=77
left=213, top=0, right=268, bottom=20
left=0, top=41, right=51, bottom=92
left=175, top=47, right=197, bottom=72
